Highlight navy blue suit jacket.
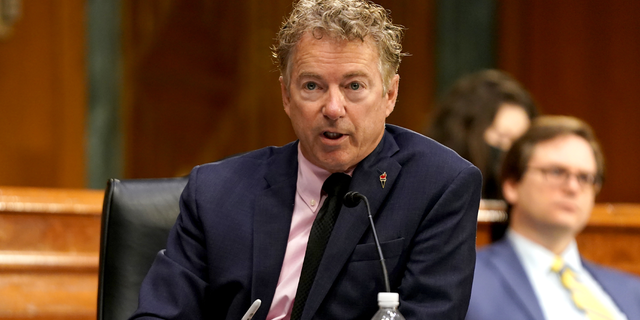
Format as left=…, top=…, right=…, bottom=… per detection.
left=131, top=125, right=482, bottom=320
left=466, top=238, right=640, bottom=320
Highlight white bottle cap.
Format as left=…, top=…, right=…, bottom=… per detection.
left=377, top=292, right=400, bottom=308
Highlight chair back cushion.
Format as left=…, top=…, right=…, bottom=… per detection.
left=97, top=177, right=188, bottom=320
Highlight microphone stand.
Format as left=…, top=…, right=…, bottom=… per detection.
left=344, top=192, right=390, bottom=292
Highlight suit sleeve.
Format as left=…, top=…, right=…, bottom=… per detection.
left=129, top=166, right=212, bottom=319
left=399, top=165, right=482, bottom=320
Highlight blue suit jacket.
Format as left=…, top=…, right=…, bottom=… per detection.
left=131, top=125, right=482, bottom=320
left=466, top=238, right=640, bottom=320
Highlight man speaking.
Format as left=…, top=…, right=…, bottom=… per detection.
left=130, top=0, right=482, bottom=319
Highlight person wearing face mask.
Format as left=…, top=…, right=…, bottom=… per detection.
left=426, top=69, right=538, bottom=200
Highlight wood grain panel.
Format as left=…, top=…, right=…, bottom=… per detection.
left=0, top=0, right=87, bottom=188
left=0, top=272, right=96, bottom=320
left=0, top=186, right=102, bottom=320
left=0, top=214, right=100, bottom=253
left=577, top=228, right=640, bottom=276
left=498, top=0, right=640, bottom=202
left=577, top=203, right=640, bottom=275
left=0, top=186, right=103, bottom=215
left=376, top=0, right=436, bottom=132
left=0, top=251, right=97, bottom=272
left=122, top=1, right=288, bottom=179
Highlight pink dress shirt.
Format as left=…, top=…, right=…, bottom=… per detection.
left=265, top=147, right=337, bottom=320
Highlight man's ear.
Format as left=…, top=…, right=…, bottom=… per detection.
left=280, top=76, right=291, bottom=117
left=384, top=74, right=400, bottom=117
left=502, top=178, right=519, bottom=205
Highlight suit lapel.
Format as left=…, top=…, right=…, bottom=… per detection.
left=301, top=131, right=401, bottom=320
left=490, top=240, right=546, bottom=320
left=584, top=260, right=640, bottom=318
left=251, top=144, right=299, bottom=320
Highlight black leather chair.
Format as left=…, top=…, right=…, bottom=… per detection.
left=97, top=177, right=188, bottom=320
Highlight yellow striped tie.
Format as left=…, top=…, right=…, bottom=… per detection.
left=551, top=256, right=614, bottom=320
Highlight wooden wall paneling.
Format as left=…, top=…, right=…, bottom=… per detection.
left=0, top=186, right=103, bottom=320
left=123, top=1, right=296, bottom=179
left=577, top=204, right=640, bottom=276
left=0, top=0, right=87, bottom=188
left=0, top=2, right=54, bottom=186
left=0, top=273, right=96, bottom=320
left=576, top=227, right=640, bottom=276
left=377, top=0, right=436, bottom=132
left=232, top=0, right=297, bottom=153
left=498, top=0, right=640, bottom=202
left=53, top=0, right=88, bottom=188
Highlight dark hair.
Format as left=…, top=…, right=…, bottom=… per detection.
left=500, top=115, right=605, bottom=187
left=426, top=69, right=538, bottom=197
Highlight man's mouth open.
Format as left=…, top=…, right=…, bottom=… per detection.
left=323, top=131, right=344, bottom=140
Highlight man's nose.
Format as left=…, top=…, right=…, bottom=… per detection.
left=322, top=87, right=346, bottom=120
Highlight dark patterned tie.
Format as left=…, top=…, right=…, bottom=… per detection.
left=290, top=172, right=352, bottom=320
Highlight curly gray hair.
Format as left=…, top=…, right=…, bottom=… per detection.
left=273, top=0, right=406, bottom=93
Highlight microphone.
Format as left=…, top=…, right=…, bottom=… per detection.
left=343, top=191, right=363, bottom=207
left=343, top=191, right=391, bottom=292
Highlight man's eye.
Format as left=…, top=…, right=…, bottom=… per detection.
left=577, top=173, right=595, bottom=185
left=549, top=167, right=566, bottom=177
left=349, top=82, right=360, bottom=90
left=305, top=82, right=317, bottom=90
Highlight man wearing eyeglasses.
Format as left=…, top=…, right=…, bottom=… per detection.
left=466, top=115, right=640, bottom=320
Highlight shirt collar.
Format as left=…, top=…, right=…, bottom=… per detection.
left=507, top=229, right=584, bottom=275
left=296, top=146, right=354, bottom=213
left=297, top=146, right=331, bottom=213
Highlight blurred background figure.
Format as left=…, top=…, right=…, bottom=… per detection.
left=466, top=116, right=640, bottom=320
left=426, top=69, right=538, bottom=199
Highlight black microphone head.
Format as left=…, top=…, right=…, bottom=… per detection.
left=343, top=191, right=362, bottom=207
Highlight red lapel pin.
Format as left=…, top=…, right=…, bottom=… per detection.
left=379, top=172, right=387, bottom=188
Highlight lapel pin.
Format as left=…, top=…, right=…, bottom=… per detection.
left=379, top=172, right=387, bottom=188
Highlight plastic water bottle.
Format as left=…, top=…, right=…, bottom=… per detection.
left=371, top=292, right=405, bottom=320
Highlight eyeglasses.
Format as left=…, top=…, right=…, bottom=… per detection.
left=527, top=166, right=601, bottom=191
